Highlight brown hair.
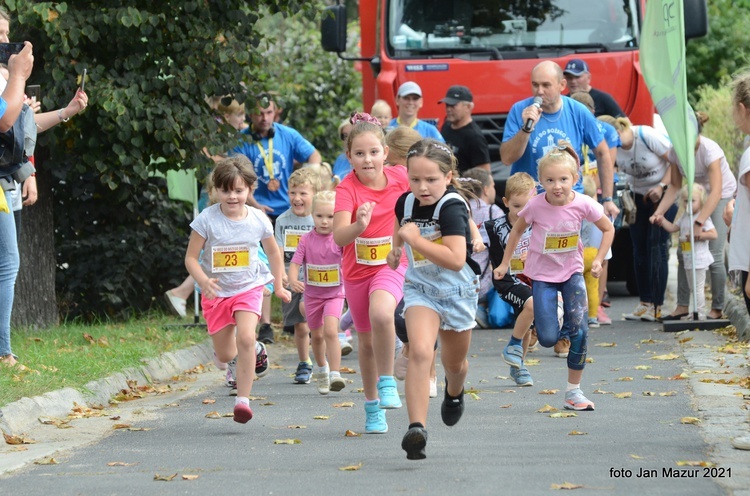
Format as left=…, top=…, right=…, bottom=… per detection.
left=570, top=91, right=595, bottom=113
left=460, top=168, right=492, bottom=198
left=346, top=112, right=386, bottom=151
left=406, top=138, right=477, bottom=204
left=211, top=156, right=257, bottom=192
left=731, top=69, right=750, bottom=108
left=695, top=111, right=709, bottom=134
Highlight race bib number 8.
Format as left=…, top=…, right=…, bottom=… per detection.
left=212, top=245, right=250, bottom=272
left=543, top=231, right=579, bottom=254
left=306, top=264, right=341, bottom=287
left=355, top=236, right=391, bottom=266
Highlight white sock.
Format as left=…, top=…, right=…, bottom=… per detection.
left=255, top=342, right=262, bottom=354
left=235, top=396, right=250, bottom=406
left=316, top=363, right=329, bottom=374
left=566, top=382, right=580, bottom=392
left=330, top=371, right=341, bottom=379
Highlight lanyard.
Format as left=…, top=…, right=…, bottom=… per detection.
left=396, top=117, right=417, bottom=129
left=256, top=138, right=275, bottom=179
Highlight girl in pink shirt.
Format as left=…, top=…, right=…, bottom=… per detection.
left=289, top=191, right=346, bottom=395
left=333, top=113, right=410, bottom=434
left=494, top=142, right=614, bottom=412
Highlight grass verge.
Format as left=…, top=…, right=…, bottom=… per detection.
left=0, top=314, right=207, bottom=408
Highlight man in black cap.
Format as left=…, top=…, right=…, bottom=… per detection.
left=563, top=59, right=625, bottom=118
left=439, top=85, right=490, bottom=172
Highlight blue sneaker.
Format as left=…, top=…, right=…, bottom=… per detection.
left=502, top=344, right=524, bottom=369
left=377, top=376, right=402, bottom=409
left=294, top=361, right=312, bottom=384
left=509, top=366, right=533, bottom=387
left=364, top=400, right=388, bottom=433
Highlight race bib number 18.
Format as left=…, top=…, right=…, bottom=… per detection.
left=543, top=231, right=579, bottom=254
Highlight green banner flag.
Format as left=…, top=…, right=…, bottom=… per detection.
left=640, top=0, right=697, bottom=193
left=166, top=169, right=198, bottom=205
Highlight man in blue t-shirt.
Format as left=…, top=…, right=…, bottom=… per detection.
left=230, top=94, right=322, bottom=220
left=388, top=81, right=444, bottom=141
left=500, top=61, right=619, bottom=218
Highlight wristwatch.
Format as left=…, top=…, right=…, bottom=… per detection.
left=659, top=182, right=668, bottom=191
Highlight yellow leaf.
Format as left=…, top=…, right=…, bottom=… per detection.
left=585, top=357, right=595, bottom=363
left=630, top=454, right=644, bottom=460
left=500, top=404, right=512, bottom=408
left=550, top=481, right=583, bottom=490
left=539, top=389, right=559, bottom=395
left=640, top=338, right=662, bottom=344
left=339, top=462, right=363, bottom=471
left=248, top=395, right=266, bottom=401
left=47, top=9, right=59, bottom=22
left=634, top=365, right=652, bottom=370
left=501, top=389, right=517, bottom=393
left=676, top=460, right=715, bottom=467
left=651, top=353, right=680, bottom=361
left=468, top=392, right=481, bottom=401
left=205, top=411, right=221, bottom=419
left=202, top=399, right=216, bottom=404
left=614, top=392, right=632, bottom=399
left=549, top=412, right=577, bottom=418
left=333, top=402, right=355, bottom=408
left=525, top=359, right=540, bottom=366
left=112, top=424, right=132, bottom=430
left=313, top=416, right=330, bottom=420
left=537, top=404, right=558, bottom=413
left=107, top=462, right=138, bottom=467
left=340, top=367, right=357, bottom=374
left=616, top=377, right=633, bottom=382
left=642, top=391, right=655, bottom=396
left=344, top=430, right=361, bottom=437
left=643, top=375, right=662, bottom=380
left=182, top=474, right=200, bottom=480
left=678, top=337, right=694, bottom=344
left=127, top=427, right=152, bottom=431
left=594, top=342, right=616, bottom=347
left=34, top=457, right=58, bottom=465
left=154, top=473, right=178, bottom=481
left=680, top=417, right=701, bottom=424
left=669, top=373, right=689, bottom=380
left=274, top=439, right=301, bottom=445
left=659, top=391, right=678, bottom=397
left=592, top=388, right=613, bottom=394
left=568, top=431, right=587, bottom=436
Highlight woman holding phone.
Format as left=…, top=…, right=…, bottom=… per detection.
left=0, top=7, right=88, bottom=367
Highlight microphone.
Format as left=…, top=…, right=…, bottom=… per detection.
left=523, top=96, right=543, bottom=133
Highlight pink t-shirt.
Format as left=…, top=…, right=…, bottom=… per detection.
left=335, top=165, right=410, bottom=281
left=291, top=229, right=345, bottom=299
left=518, top=192, right=604, bottom=283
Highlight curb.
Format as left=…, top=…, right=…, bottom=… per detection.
left=0, top=339, right=213, bottom=436
left=725, top=290, right=750, bottom=341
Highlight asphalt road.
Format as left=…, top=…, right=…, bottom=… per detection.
left=0, top=294, right=747, bottom=496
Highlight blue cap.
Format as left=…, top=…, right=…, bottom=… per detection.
left=563, top=59, right=589, bottom=76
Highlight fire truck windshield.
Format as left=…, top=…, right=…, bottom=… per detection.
left=387, top=0, right=639, bottom=57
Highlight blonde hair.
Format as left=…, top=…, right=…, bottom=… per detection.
left=371, top=99, right=392, bottom=118
left=570, top=91, right=595, bottom=113
left=504, top=172, right=536, bottom=199
left=385, top=126, right=422, bottom=165
left=305, top=162, right=339, bottom=191
left=218, top=99, right=245, bottom=116
left=678, top=182, right=707, bottom=218
left=582, top=175, right=597, bottom=198
left=731, top=68, right=750, bottom=108
left=313, top=190, right=336, bottom=212
left=288, top=167, right=322, bottom=192
left=338, top=119, right=352, bottom=136
left=537, top=140, right=580, bottom=180
left=598, top=115, right=632, bottom=133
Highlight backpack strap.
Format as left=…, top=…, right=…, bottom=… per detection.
left=432, top=191, right=468, bottom=220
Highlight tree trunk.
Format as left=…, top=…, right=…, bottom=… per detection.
left=11, top=159, right=59, bottom=329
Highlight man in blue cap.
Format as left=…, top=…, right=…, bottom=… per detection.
left=563, top=59, right=625, bottom=118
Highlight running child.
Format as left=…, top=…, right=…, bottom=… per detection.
left=652, top=183, right=717, bottom=320
left=185, top=156, right=291, bottom=424
left=494, top=142, right=614, bottom=411
left=288, top=190, right=347, bottom=394
left=486, top=172, right=537, bottom=386
left=275, top=168, right=321, bottom=384
left=333, top=112, right=410, bottom=434
left=388, top=138, right=481, bottom=460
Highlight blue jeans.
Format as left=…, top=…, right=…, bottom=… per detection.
left=532, top=273, right=588, bottom=371
left=629, top=194, right=677, bottom=307
left=0, top=189, right=19, bottom=356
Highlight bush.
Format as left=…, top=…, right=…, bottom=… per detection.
left=694, top=81, right=746, bottom=174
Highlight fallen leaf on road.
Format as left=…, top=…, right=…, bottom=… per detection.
left=642, top=392, right=655, bottom=396
left=288, top=425, right=307, bottom=429
left=221, top=413, right=234, bottom=417
left=339, top=462, right=363, bottom=471
left=550, top=481, right=583, bottom=490
left=38, top=417, right=72, bottom=429
left=11, top=446, right=28, bottom=451
left=205, top=412, right=221, bottom=419
left=468, top=392, right=481, bottom=401
left=643, top=375, right=662, bottom=380
left=500, top=404, right=512, bottom=408
left=345, top=430, right=361, bottom=437
left=585, top=357, right=595, bottom=363
left=333, top=402, right=355, bottom=408
left=154, top=473, right=178, bottom=481
left=614, top=392, right=632, bottom=399
left=592, top=389, right=613, bottom=394
left=127, top=427, right=152, bottom=431
left=678, top=337, right=694, bottom=344
left=182, top=474, right=199, bottom=480
left=107, top=462, right=138, bottom=467
left=109, top=416, right=121, bottom=420
left=659, top=391, right=677, bottom=397
left=669, top=373, right=689, bottom=380
left=550, top=412, right=577, bottom=418
left=594, top=342, right=616, bottom=347
left=568, top=431, right=587, bottom=436
left=537, top=404, right=558, bottom=413
left=313, top=416, right=329, bottom=420
left=34, top=457, right=58, bottom=465
left=651, top=353, right=680, bottom=361
left=202, top=399, right=216, bottom=405
left=112, top=424, right=132, bottom=430
left=525, top=359, right=540, bottom=366
left=248, top=395, right=266, bottom=401
left=680, top=417, right=701, bottom=424
left=640, top=338, right=662, bottom=344
left=634, top=365, right=652, bottom=370
left=539, top=389, right=559, bottom=395
left=501, top=389, right=516, bottom=393
left=274, top=439, right=301, bottom=445
left=676, top=460, right=714, bottom=467
left=340, top=367, right=357, bottom=374
left=261, top=402, right=275, bottom=406
left=616, top=377, right=633, bottom=382
left=630, top=454, right=644, bottom=460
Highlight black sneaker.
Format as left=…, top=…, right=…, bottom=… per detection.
left=440, top=378, right=465, bottom=427
left=401, top=426, right=428, bottom=460
left=283, top=324, right=295, bottom=336
left=258, top=323, right=274, bottom=344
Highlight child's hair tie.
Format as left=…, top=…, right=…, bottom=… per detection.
left=432, top=143, right=452, bottom=154
left=350, top=112, right=382, bottom=126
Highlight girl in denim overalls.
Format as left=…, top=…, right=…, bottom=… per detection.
left=387, top=138, right=481, bottom=460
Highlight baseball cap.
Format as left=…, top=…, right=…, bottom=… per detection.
left=439, top=85, right=473, bottom=105
left=563, top=59, right=589, bottom=76
left=396, top=81, right=423, bottom=98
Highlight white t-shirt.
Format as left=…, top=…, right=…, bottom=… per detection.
left=190, top=203, right=274, bottom=297
left=669, top=136, right=737, bottom=199
left=728, top=148, right=750, bottom=273
left=616, top=126, right=672, bottom=196
left=678, top=214, right=714, bottom=270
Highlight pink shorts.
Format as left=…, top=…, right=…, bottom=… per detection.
left=304, top=295, right=346, bottom=330
left=201, top=286, right=264, bottom=335
left=343, top=264, right=406, bottom=333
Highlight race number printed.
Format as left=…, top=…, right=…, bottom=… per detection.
left=543, top=231, right=579, bottom=254
left=355, top=236, right=392, bottom=266
left=411, top=232, right=443, bottom=267
left=212, top=244, right=250, bottom=272
left=680, top=240, right=692, bottom=252
left=306, top=263, right=341, bottom=287
left=284, top=230, right=306, bottom=252
left=510, top=257, right=525, bottom=274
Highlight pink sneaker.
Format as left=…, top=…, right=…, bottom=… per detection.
left=597, top=306, right=612, bottom=325
left=233, top=402, right=253, bottom=424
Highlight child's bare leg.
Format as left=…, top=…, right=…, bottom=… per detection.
left=234, top=311, right=260, bottom=398
left=404, top=307, right=440, bottom=426
left=310, top=326, right=326, bottom=367
left=295, top=322, right=311, bottom=362
left=369, top=290, right=398, bottom=377
left=324, top=315, right=342, bottom=372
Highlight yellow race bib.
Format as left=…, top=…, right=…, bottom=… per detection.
left=510, top=257, right=525, bottom=274
left=212, top=245, right=250, bottom=273
left=284, top=229, right=306, bottom=252
left=680, top=240, right=692, bottom=252
left=411, top=232, right=443, bottom=267
left=543, top=231, right=579, bottom=254
left=355, top=236, right=391, bottom=266
left=306, top=264, right=341, bottom=287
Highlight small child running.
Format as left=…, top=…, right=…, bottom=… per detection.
left=185, top=156, right=291, bottom=424
left=288, top=190, right=347, bottom=394
left=387, top=138, right=481, bottom=460
left=494, top=142, right=614, bottom=412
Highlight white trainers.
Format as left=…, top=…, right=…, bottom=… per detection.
left=429, top=376, right=438, bottom=398
left=623, top=303, right=652, bottom=321
left=314, top=365, right=330, bottom=395
left=164, top=290, right=186, bottom=318
left=339, top=332, right=353, bottom=356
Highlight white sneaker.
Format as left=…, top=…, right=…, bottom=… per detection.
left=394, top=349, right=408, bottom=381
left=623, top=303, right=652, bottom=321
left=164, top=290, right=186, bottom=318
left=731, top=435, right=750, bottom=450
left=339, top=332, right=353, bottom=356
left=314, top=365, right=330, bottom=395
left=429, top=377, right=438, bottom=398
left=329, top=374, right=346, bottom=392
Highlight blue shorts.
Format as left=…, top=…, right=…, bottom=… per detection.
left=402, top=277, right=479, bottom=332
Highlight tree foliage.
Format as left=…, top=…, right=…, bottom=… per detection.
left=5, top=1, right=363, bottom=320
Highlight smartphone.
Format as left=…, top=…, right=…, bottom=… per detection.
left=26, top=84, right=40, bottom=102
left=0, top=42, right=25, bottom=65
left=80, top=68, right=86, bottom=92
